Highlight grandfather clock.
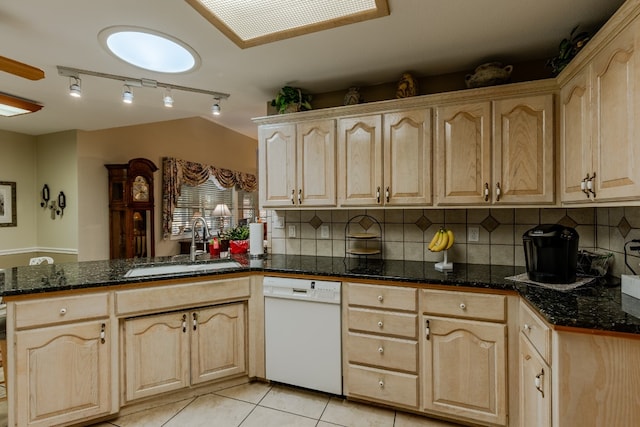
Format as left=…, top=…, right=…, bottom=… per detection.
left=105, top=158, right=158, bottom=259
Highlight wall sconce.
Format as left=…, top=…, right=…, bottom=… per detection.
left=40, top=184, right=50, bottom=208
left=40, top=186, right=67, bottom=220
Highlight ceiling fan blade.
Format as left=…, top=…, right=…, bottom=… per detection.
left=0, top=55, right=45, bottom=80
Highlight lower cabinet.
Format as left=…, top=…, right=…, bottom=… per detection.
left=519, top=334, right=551, bottom=427
left=124, top=302, right=246, bottom=402
left=343, top=282, right=419, bottom=409
left=421, top=316, right=507, bottom=426
left=14, top=319, right=114, bottom=427
left=420, top=289, right=508, bottom=426
left=518, top=301, right=552, bottom=427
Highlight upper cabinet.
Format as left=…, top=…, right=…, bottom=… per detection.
left=258, top=120, right=336, bottom=208
left=560, top=68, right=592, bottom=202
left=337, top=109, right=432, bottom=207
left=254, top=81, right=556, bottom=210
left=560, top=11, right=640, bottom=203
left=337, top=115, right=383, bottom=206
left=435, top=102, right=491, bottom=205
left=436, top=94, right=554, bottom=206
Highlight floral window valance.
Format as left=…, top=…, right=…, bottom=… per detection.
left=162, top=157, right=257, bottom=237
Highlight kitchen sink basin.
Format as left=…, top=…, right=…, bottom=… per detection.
left=124, top=261, right=242, bottom=278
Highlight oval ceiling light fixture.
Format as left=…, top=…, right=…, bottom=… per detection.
left=99, top=26, right=200, bottom=73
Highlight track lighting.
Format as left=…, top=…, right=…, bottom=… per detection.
left=122, top=85, right=133, bottom=104
left=163, top=88, right=174, bottom=108
left=211, top=98, right=221, bottom=115
left=57, top=65, right=230, bottom=112
left=69, top=77, right=82, bottom=98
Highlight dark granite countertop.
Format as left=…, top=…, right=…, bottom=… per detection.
left=1, top=254, right=639, bottom=336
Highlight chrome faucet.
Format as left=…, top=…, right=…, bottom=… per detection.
left=190, top=216, right=210, bottom=262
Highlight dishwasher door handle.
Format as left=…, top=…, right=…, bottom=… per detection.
left=292, top=288, right=308, bottom=294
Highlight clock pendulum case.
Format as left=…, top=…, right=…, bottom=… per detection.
left=105, top=158, right=158, bottom=259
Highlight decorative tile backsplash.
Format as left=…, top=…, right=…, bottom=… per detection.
left=265, top=207, right=640, bottom=277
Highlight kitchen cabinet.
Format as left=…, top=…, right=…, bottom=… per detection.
left=420, top=289, right=508, bottom=426
left=13, top=293, right=115, bottom=427
left=552, top=331, right=640, bottom=426
left=435, top=94, right=554, bottom=206
left=560, top=17, right=640, bottom=203
left=337, top=109, right=432, bottom=207
left=124, top=303, right=246, bottom=402
left=560, top=68, right=592, bottom=202
left=343, top=282, right=419, bottom=409
left=518, top=302, right=552, bottom=427
left=258, top=120, right=336, bottom=207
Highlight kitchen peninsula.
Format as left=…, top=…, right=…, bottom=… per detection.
left=2, top=255, right=639, bottom=426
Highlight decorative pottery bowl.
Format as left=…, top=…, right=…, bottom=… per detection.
left=465, top=62, right=513, bottom=88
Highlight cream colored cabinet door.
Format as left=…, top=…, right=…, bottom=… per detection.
left=435, top=102, right=492, bottom=205
left=421, top=315, right=507, bottom=426
left=296, top=119, right=336, bottom=206
left=519, top=334, right=551, bottom=427
left=124, top=312, right=190, bottom=401
left=338, top=114, right=383, bottom=206
left=560, top=68, right=593, bottom=203
left=15, top=320, right=113, bottom=427
left=590, top=19, right=640, bottom=202
left=258, top=123, right=296, bottom=207
left=493, top=94, right=554, bottom=204
left=191, top=303, right=246, bottom=384
left=383, top=109, right=432, bottom=206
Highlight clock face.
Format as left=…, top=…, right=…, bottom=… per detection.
left=132, top=176, right=149, bottom=202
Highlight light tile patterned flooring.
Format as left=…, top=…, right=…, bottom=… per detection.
left=78, top=382, right=464, bottom=427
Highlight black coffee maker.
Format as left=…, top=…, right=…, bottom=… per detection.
left=523, top=224, right=579, bottom=283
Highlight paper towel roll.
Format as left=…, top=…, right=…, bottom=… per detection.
left=249, top=222, right=264, bottom=256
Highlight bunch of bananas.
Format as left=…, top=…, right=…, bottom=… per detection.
left=428, top=228, right=455, bottom=252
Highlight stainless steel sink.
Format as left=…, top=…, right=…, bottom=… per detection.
left=124, top=261, right=241, bottom=278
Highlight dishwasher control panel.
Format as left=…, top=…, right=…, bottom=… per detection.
left=263, top=276, right=341, bottom=303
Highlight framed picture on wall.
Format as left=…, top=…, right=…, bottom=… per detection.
left=0, top=181, right=17, bottom=227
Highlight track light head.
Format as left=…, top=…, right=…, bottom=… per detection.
left=122, top=85, right=133, bottom=104
left=69, top=76, right=82, bottom=98
left=163, top=89, right=174, bottom=108
left=211, top=98, right=221, bottom=115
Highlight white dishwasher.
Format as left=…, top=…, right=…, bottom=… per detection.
left=263, top=276, right=342, bottom=395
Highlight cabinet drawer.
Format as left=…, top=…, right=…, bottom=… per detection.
left=347, top=283, right=417, bottom=311
left=116, top=277, right=250, bottom=315
left=346, top=364, right=418, bottom=408
left=14, top=292, right=110, bottom=329
left=519, top=301, right=551, bottom=363
left=348, top=307, right=417, bottom=338
left=421, top=289, right=506, bottom=322
left=346, top=332, right=417, bottom=372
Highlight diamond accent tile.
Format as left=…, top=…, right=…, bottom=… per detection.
left=558, top=215, right=578, bottom=228
left=414, top=215, right=432, bottom=232
left=618, top=216, right=632, bottom=238
left=358, top=216, right=374, bottom=230
left=480, top=214, right=499, bottom=233
left=308, top=215, right=323, bottom=230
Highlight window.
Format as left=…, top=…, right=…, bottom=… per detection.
left=170, top=177, right=257, bottom=238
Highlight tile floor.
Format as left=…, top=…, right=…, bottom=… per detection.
left=80, top=382, right=464, bottom=427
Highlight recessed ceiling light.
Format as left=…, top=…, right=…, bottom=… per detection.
left=99, top=26, right=200, bottom=73
left=186, top=0, right=389, bottom=48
